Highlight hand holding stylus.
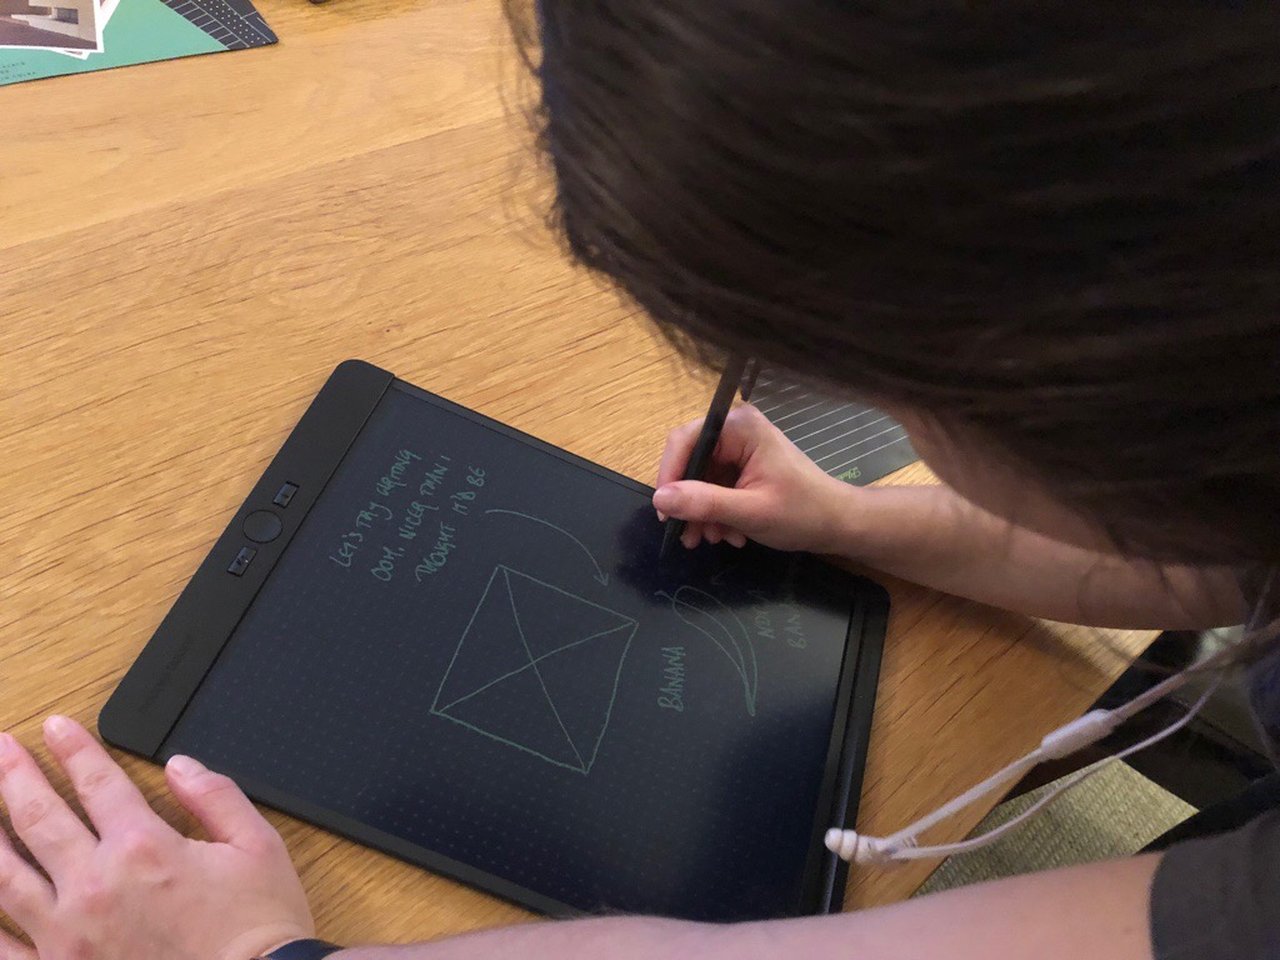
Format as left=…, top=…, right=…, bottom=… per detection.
left=653, top=404, right=855, bottom=554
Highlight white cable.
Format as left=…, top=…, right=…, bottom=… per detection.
left=828, top=713, right=1117, bottom=864
left=826, top=658, right=1226, bottom=866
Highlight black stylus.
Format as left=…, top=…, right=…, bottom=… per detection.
left=659, top=355, right=750, bottom=560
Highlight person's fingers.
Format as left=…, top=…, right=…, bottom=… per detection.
left=0, top=930, right=37, bottom=960
left=0, top=911, right=36, bottom=960
left=704, top=523, right=725, bottom=545
left=0, top=836, right=54, bottom=937
left=680, top=522, right=703, bottom=550
left=43, top=716, right=164, bottom=839
left=655, top=418, right=705, bottom=489
left=725, top=530, right=748, bottom=548
left=654, top=405, right=781, bottom=524
left=0, top=732, right=96, bottom=883
left=657, top=406, right=773, bottom=492
left=166, top=756, right=283, bottom=855
left=712, top=404, right=770, bottom=467
left=653, top=481, right=774, bottom=534
left=0, top=758, right=55, bottom=936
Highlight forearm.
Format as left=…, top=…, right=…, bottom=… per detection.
left=334, top=855, right=1159, bottom=960
left=334, top=917, right=706, bottom=960
left=830, top=482, right=1245, bottom=628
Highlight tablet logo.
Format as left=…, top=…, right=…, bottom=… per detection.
left=430, top=565, right=638, bottom=775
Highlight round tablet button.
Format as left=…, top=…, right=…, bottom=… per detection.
left=243, top=510, right=283, bottom=543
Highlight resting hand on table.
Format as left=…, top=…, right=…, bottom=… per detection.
left=652, top=404, right=857, bottom=553
left=0, top=717, right=311, bottom=960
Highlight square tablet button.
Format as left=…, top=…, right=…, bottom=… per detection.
left=227, top=546, right=257, bottom=577
left=273, top=482, right=299, bottom=508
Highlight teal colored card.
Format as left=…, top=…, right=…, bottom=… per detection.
left=0, top=0, right=275, bottom=87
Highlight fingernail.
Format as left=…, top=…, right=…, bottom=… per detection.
left=653, top=485, right=679, bottom=512
left=0, top=733, right=14, bottom=760
left=655, top=509, right=667, bottom=522
left=167, top=755, right=205, bottom=779
left=44, top=716, right=73, bottom=742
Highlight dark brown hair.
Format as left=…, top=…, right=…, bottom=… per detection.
left=507, top=1, right=1280, bottom=576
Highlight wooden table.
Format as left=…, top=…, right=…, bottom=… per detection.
left=0, top=0, right=1152, bottom=946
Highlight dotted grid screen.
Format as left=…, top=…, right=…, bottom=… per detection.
left=165, top=383, right=858, bottom=921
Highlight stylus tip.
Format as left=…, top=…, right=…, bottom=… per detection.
left=659, top=520, right=681, bottom=561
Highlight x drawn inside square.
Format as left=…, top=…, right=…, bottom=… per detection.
left=431, top=565, right=638, bottom=774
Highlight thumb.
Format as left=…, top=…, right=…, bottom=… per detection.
left=653, top=481, right=772, bottom=532
left=166, top=755, right=282, bottom=854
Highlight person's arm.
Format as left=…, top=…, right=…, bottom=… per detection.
left=825, top=480, right=1245, bottom=629
left=652, top=405, right=1245, bottom=629
left=0, top=716, right=1160, bottom=960
left=336, top=854, right=1158, bottom=960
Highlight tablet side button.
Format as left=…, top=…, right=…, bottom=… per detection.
left=273, top=482, right=299, bottom=508
left=244, top=510, right=283, bottom=543
left=227, top=546, right=257, bottom=576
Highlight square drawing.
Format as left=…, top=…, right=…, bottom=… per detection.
left=431, top=565, right=637, bottom=774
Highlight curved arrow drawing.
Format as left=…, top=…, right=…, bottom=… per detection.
left=484, top=509, right=610, bottom=585
left=709, top=561, right=744, bottom=588
left=657, top=585, right=759, bottom=715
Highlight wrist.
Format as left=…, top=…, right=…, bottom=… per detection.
left=813, top=478, right=873, bottom=558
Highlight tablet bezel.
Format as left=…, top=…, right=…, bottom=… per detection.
left=99, top=359, right=887, bottom=919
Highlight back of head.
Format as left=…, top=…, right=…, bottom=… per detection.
left=511, top=0, right=1280, bottom=570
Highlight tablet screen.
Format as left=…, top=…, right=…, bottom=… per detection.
left=163, top=380, right=861, bottom=920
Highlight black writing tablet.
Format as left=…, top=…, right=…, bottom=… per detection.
left=101, top=360, right=887, bottom=921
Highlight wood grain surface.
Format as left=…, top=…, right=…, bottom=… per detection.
left=0, top=0, right=1152, bottom=947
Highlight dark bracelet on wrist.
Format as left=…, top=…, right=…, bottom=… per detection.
left=257, top=939, right=343, bottom=960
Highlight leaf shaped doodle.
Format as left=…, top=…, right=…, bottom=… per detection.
left=657, top=586, right=758, bottom=716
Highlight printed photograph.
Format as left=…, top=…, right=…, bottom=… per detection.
left=0, top=0, right=101, bottom=51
